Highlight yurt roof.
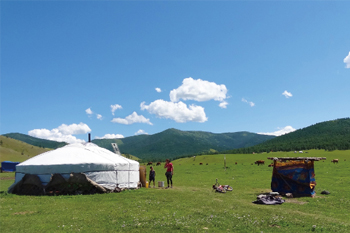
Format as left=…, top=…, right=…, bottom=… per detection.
left=16, top=143, right=138, bottom=174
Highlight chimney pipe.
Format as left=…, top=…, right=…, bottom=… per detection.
left=88, top=133, right=91, bottom=142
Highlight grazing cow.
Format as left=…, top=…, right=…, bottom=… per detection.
left=199, top=162, right=203, bottom=165
left=235, top=162, right=237, bottom=165
left=268, top=163, right=274, bottom=167
left=156, top=162, right=161, bottom=166
left=147, top=162, right=153, bottom=166
left=331, top=159, right=339, bottom=164
left=254, top=160, right=265, bottom=166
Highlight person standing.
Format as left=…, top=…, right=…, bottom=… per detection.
left=149, top=166, right=156, bottom=188
left=164, top=159, right=173, bottom=188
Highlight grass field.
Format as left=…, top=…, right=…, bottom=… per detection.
left=1, top=150, right=349, bottom=232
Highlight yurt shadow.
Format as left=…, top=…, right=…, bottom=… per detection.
left=45, top=173, right=107, bottom=195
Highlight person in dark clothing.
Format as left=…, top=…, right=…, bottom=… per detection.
left=149, top=166, right=156, bottom=188
left=164, top=159, right=173, bottom=188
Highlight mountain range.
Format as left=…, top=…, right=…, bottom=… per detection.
left=92, top=129, right=275, bottom=160
left=2, top=117, right=349, bottom=162
left=2, top=129, right=274, bottom=161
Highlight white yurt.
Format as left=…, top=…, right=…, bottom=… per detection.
left=10, top=142, right=139, bottom=191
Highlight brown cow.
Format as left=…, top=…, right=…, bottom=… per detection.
left=268, top=163, right=274, bottom=167
left=147, top=162, right=153, bottom=166
left=235, top=162, right=237, bottom=165
left=199, top=162, right=203, bottom=165
left=255, top=160, right=265, bottom=166
left=156, top=162, right=161, bottom=166
left=331, top=159, right=339, bottom=164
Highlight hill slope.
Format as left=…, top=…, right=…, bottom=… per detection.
left=0, top=136, right=52, bottom=162
left=92, top=128, right=275, bottom=161
left=2, top=129, right=274, bottom=161
left=2, top=133, right=67, bottom=149
left=224, top=118, right=350, bottom=154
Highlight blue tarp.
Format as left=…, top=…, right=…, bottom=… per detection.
left=271, top=160, right=316, bottom=197
left=1, top=161, right=20, bottom=172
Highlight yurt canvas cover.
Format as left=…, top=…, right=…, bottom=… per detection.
left=270, top=158, right=324, bottom=197
left=9, top=143, right=139, bottom=192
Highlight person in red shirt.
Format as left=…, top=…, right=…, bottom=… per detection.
left=164, top=159, right=173, bottom=188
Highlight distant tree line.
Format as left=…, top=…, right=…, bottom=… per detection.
left=223, top=118, right=350, bottom=154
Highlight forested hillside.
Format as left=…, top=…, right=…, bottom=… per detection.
left=4, top=118, right=348, bottom=161
left=92, top=128, right=275, bottom=161
left=223, top=118, right=350, bottom=154
left=2, top=133, right=67, bottom=149
left=3, top=129, right=274, bottom=161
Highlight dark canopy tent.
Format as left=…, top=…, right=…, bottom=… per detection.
left=1, top=161, right=20, bottom=172
left=268, top=157, right=326, bottom=197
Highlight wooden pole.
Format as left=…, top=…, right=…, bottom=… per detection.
left=224, top=155, right=226, bottom=171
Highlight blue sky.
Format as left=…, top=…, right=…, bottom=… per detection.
left=1, top=1, right=349, bottom=143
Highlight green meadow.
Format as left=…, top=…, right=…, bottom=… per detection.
left=1, top=150, right=349, bottom=232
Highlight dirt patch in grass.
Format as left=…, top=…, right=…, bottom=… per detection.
left=285, top=199, right=308, bottom=205
left=0, top=177, right=15, bottom=180
left=213, top=198, right=223, bottom=202
left=253, top=189, right=272, bottom=195
left=13, top=211, right=35, bottom=215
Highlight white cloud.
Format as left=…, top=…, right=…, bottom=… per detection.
left=135, top=129, right=148, bottom=135
left=155, top=88, right=162, bottom=93
left=57, top=123, right=91, bottom=135
left=258, top=126, right=296, bottom=136
left=169, top=77, right=228, bottom=103
left=344, top=51, right=350, bottom=68
left=282, top=90, right=293, bottom=98
left=85, top=108, right=93, bottom=115
left=219, top=101, right=228, bottom=109
left=141, top=100, right=208, bottom=123
left=95, top=134, right=124, bottom=139
left=111, top=104, right=122, bottom=115
left=86, top=107, right=103, bottom=120
left=111, top=112, right=153, bottom=125
left=242, top=98, right=255, bottom=107
left=28, top=123, right=91, bottom=144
